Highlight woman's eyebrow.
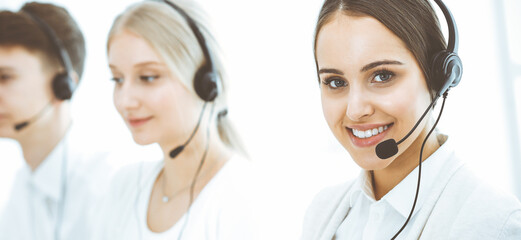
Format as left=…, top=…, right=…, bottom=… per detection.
left=0, top=66, right=14, bottom=71
left=318, top=68, right=344, bottom=75
left=360, top=60, right=403, bottom=72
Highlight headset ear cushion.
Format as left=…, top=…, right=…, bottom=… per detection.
left=52, top=73, right=74, bottom=100
left=444, top=54, right=462, bottom=89
left=432, top=51, right=463, bottom=97
left=194, top=65, right=219, bottom=102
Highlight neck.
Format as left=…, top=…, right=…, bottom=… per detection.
left=159, top=124, right=231, bottom=193
left=372, top=125, right=440, bottom=200
left=17, top=102, right=71, bottom=171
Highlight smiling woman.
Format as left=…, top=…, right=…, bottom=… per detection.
left=301, top=0, right=521, bottom=239
left=317, top=14, right=435, bottom=174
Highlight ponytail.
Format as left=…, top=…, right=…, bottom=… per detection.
left=216, top=109, right=248, bottom=158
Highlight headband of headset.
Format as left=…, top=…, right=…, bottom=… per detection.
left=23, top=11, right=76, bottom=100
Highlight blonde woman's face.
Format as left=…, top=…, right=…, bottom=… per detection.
left=316, top=14, right=433, bottom=170
left=108, top=30, right=202, bottom=146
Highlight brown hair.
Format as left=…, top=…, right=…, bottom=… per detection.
left=0, top=2, right=86, bottom=79
left=314, top=0, right=447, bottom=99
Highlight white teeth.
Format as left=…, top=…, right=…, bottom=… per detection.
left=365, top=130, right=372, bottom=137
left=351, top=124, right=390, bottom=139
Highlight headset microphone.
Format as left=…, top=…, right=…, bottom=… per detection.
left=375, top=97, right=438, bottom=159
left=14, top=102, right=53, bottom=131
left=169, top=102, right=208, bottom=159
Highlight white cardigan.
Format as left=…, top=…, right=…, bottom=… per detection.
left=302, top=143, right=521, bottom=239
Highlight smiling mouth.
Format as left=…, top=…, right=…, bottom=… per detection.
left=128, top=117, right=153, bottom=127
left=351, top=124, right=391, bottom=139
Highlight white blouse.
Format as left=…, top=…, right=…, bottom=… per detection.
left=92, top=155, right=261, bottom=240
left=335, top=136, right=452, bottom=240
left=301, top=136, right=521, bottom=240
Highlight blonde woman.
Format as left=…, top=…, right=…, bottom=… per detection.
left=92, top=0, right=259, bottom=239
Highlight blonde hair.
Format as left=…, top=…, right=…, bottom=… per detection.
left=108, top=0, right=247, bottom=156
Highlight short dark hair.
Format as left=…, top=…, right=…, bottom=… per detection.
left=314, top=0, right=447, bottom=99
left=0, top=2, right=86, bottom=79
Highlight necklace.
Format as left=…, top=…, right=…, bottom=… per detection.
left=160, top=157, right=220, bottom=203
left=160, top=169, right=190, bottom=203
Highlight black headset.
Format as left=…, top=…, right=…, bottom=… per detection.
left=376, top=0, right=463, bottom=159
left=389, top=1, right=463, bottom=239
left=23, top=11, right=76, bottom=100
left=431, top=0, right=463, bottom=97
left=162, top=0, right=220, bottom=102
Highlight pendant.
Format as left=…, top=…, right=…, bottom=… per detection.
left=162, top=196, right=169, bottom=203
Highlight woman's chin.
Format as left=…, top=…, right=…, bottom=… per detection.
left=351, top=153, right=394, bottom=171
left=132, top=135, right=155, bottom=146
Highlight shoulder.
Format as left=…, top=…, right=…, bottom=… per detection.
left=431, top=164, right=521, bottom=238
left=301, top=180, right=354, bottom=239
left=449, top=165, right=520, bottom=213
left=498, top=209, right=521, bottom=239
left=93, top=159, right=160, bottom=214
left=305, top=180, right=354, bottom=217
left=210, top=155, right=255, bottom=195
left=206, top=155, right=257, bottom=211
left=89, top=160, right=161, bottom=237
left=109, top=160, right=161, bottom=194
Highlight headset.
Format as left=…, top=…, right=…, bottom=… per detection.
left=23, top=11, right=76, bottom=100
left=132, top=1, right=220, bottom=239
left=161, top=0, right=220, bottom=103
left=374, top=0, right=463, bottom=239
left=431, top=0, right=462, bottom=98
left=376, top=0, right=462, bottom=159
left=13, top=12, right=76, bottom=132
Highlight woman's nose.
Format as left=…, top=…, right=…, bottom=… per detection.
left=114, top=81, right=140, bottom=111
left=345, top=89, right=374, bottom=122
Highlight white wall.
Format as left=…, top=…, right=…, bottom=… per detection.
left=1, top=0, right=520, bottom=237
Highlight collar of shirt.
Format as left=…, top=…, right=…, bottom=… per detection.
left=21, top=130, right=70, bottom=203
left=348, top=135, right=454, bottom=218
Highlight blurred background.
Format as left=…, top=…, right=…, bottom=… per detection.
left=1, top=0, right=520, bottom=238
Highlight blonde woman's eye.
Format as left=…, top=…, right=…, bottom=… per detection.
left=140, top=75, right=159, bottom=82
left=110, top=77, right=123, bottom=84
left=373, top=70, right=394, bottom=83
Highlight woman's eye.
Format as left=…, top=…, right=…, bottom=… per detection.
left=0, top=74, right=12, bottom=83
left=373, top=70, right=394, bottom=83
left=110, top=77, right=123, bottom=84
left=331, top=79, right=345, bottom=88
left=323, top=78, right=347, bottom=89
left=140, top=75, right=159, bottom=82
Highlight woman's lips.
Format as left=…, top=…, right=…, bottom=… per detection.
left=128, top=117, right=153, bottom=128
left=346, top=123, right=393, bottom=148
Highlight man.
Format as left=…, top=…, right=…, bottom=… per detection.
left=0, top=2, right=114, bottom=239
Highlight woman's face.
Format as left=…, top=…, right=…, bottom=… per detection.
left=108, top=30, right=201, bottom=146
left=316, top=13, right=432, bottom=170
left=0, top=46, right=54, bottom=138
